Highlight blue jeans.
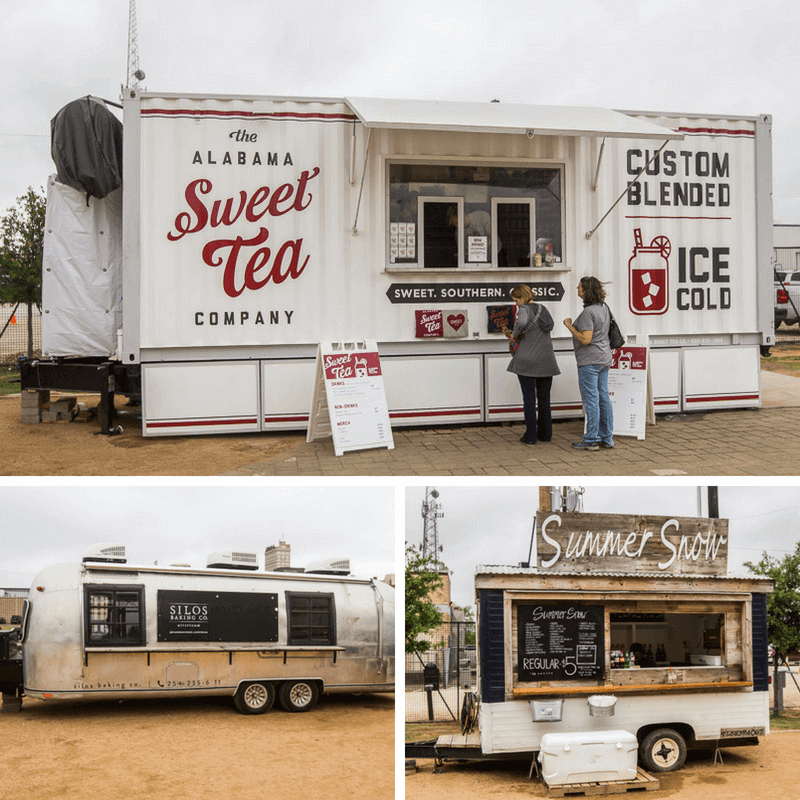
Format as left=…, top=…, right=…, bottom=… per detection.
left=517, top=376, right=553, bottom=442
left=577, top=365, right=613, bottom=445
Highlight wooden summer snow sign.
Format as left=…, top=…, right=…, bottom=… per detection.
left=307, top=341, right=394, bottom=456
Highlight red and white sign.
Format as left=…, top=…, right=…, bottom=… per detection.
left=444, top=310, right=468, bottom=338
left=308, top=341, right=394, bottom=456
left=609, top=346, right=649, bottom=440
left=415, top=309, right=443, bottom=338
left=137, top=98, right=356, bottom=350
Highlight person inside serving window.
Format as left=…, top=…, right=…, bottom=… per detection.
left=505, top=284, right=560, bottom=445
left=563, top=276, right=614, bottom=451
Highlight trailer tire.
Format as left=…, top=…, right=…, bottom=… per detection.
left=278, top=680, right=319, bottom=712
left=639, top=728, right=687, bottom=772
left=234, top=681, right=275, bottom=715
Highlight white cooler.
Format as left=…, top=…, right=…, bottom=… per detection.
left=538, top=730, right=638, bottom=785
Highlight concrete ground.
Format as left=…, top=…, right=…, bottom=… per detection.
left=223, top=370, right=800, bottom=476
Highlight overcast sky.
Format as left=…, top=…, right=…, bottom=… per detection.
left=2, top=0, right=798, bottom=219
left=0, top=485, right=395, bottom=587
left=405, top=484, right=800, bottom=608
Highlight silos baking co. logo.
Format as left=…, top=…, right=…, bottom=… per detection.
left=165, top=168, right=320, bottom=298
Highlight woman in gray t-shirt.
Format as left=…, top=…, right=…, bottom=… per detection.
left=563, top=277, right=614, bottom=451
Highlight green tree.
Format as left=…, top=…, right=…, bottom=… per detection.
left=0, top=187, right=46, bottom=357
left=454, top=605, right=476, bottom=645
left=745, top=542, right=800, bottom=675
left=405, top=543, right=446, bottom=654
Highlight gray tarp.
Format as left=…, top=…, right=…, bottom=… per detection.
left=50, top=96, right=123, bottom=200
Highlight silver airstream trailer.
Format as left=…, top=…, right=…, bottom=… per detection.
left=12, top=544, right=394, bottom=714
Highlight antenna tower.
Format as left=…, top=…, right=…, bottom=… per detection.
left=421, top=486, right=445, bottom=566
left=127, top=0, right=146, bottom=89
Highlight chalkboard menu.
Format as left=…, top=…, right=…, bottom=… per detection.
left=517, top=604, right=604, bottom=681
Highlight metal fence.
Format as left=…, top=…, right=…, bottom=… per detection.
left=0, top=588, right=28, bottom=628
left=405, top=621, right=476, bottom=723
left=0, top=303, right=42, bottom=365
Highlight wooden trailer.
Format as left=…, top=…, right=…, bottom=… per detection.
left=473, top=511, right=773, bottom=773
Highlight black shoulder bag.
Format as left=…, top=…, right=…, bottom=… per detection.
left=605, top=303, right=625, bottom=350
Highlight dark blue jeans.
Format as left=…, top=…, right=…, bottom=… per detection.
left=517, top=375, right=553, bottom=443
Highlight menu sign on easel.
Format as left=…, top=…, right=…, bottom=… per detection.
left=307, top=341, right=394, bottom=457
left=609, top=346, right=649, bottom=440
left=517, top=604, right=604, bottom=682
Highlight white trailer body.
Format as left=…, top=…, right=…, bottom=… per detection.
left=41, top=92, right=773, bottom=435
left=472, top=511, right=773, bottom=773
left=20, top=555, right=393, bottom=713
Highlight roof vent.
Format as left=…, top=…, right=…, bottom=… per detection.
left=207, top=551, right=258, bottom=571
left=83, top=543, right=127, bottom=564
left=304, top=558, right=350, bottom=576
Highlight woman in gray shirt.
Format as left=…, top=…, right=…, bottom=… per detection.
left=563, top=277, right=614, bottom=451
left=506, top=284, right=560, bottom=444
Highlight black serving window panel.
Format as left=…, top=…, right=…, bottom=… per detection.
left=287, top=592, right=336, bottom=646
left=494, top=199, right=534, bottom=268
left=85, top=586, right=145, bottom=646
left=420, top=199, right=461, bottom=268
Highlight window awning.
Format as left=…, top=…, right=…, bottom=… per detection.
left=345, top=97, right=683, bottom=141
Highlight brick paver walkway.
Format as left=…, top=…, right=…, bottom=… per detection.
left=224, top=405, right=798, bottom=477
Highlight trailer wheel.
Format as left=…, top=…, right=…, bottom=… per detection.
left=278, top=680, right=319, bottom=712
left=234, top=681, right=275, bottom=715
left=639, top=728, right=687, bottom=772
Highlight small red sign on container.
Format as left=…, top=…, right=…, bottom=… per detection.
left=415, top=309, right=443, bottom=338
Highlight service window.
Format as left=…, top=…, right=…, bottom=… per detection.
left=388, top=162, right=563, bottom=269
left=85, top=585, right=145, bottom=646
left=610, top=612, right=727, bottom=668
left=287, top=592, right=336, bottom=646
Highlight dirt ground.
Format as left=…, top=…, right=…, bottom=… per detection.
left=406, top=731, right=800, bottom=800
left=1, top=394, right=302, bottom=476
left=0, top=692, right=394, bottom=800
left=1, top=341, right=798, bottom=476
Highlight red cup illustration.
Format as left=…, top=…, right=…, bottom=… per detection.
left=628, top=229, right=671, bottom=315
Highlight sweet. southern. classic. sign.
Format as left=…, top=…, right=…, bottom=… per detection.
left=534, top=511, right=728, bottom=576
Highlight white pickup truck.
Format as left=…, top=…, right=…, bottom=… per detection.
left=775, top=269, right=800, bottom=327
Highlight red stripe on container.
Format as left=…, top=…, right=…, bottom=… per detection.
left=389, top=408, right=479, bottom=419
left=141, top=108, right=355, bottom=121
left=626, top=215, right=732, bottom=221
left=146, top=418, right=258, bottom=429
left=677, top=126, right=754, bottom=136
left=685, top=394, right=759, bottom=403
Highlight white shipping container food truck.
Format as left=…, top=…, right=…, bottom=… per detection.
left=24, top=92, right=774, bottom=435
left=0, top=545, right=394, bottom=714
left=408, top=510, right=773, bottom=780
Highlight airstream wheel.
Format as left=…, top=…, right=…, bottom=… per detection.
left=639, top=728, right=687, bottom=772
left=278, top=680, right=319, bottom=712
left=234, top=681, right=275, bottom=715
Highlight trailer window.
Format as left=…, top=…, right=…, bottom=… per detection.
left=610, top=612, right=725, bottom=668
left=287, top=593, right=335, bottom=646
left=85, top=586, right=145, bottom=646
left=388, top=163, right=563, bottom=269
